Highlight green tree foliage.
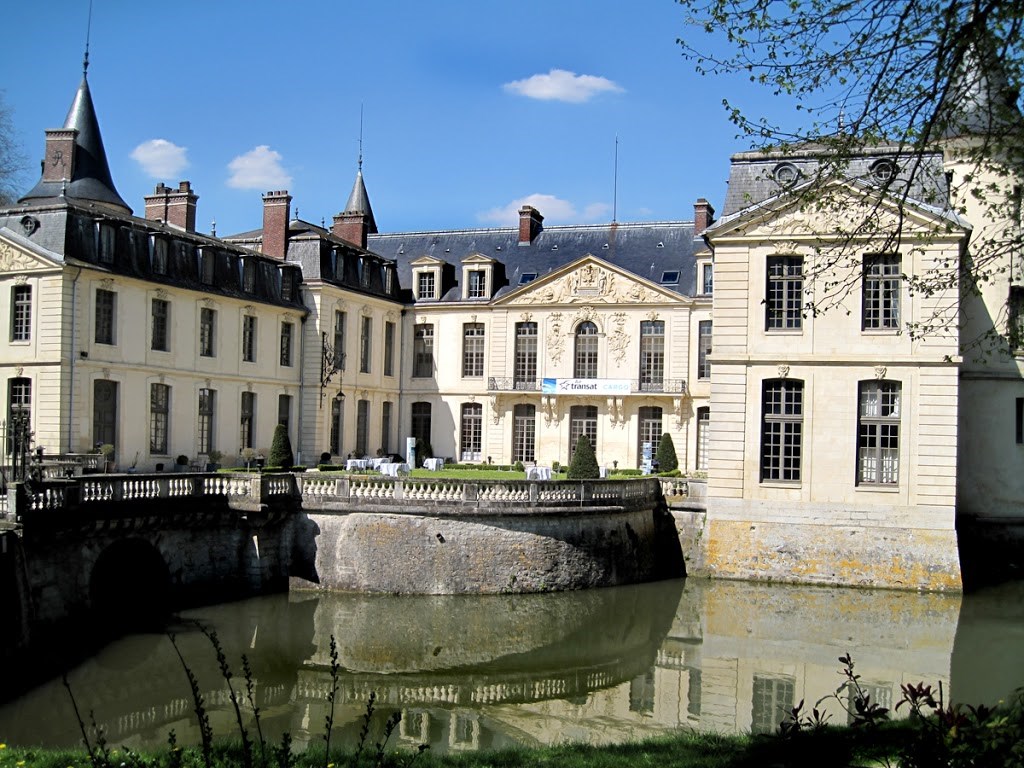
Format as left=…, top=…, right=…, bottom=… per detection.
left=675, top=0, right=1024, bottom=345
left=655, top=433, right=679, bottom=472
left=567, top=435, right=600, bottom=479
left=268, top=424, right=294, bottom=468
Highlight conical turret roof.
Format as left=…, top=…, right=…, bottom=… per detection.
left=19, top=73, right=131, bottom=213
left=342, top=168, right=377, bottom=234
left=940, top=35, right=1024, bottom=140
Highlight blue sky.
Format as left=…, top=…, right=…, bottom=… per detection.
left=1, top=1, right=789, bottom=237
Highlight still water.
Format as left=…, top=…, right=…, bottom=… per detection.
left=1, top=577, right=1022, bottom=754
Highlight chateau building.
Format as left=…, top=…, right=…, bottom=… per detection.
left=2, top=47, right=1022, bottom=590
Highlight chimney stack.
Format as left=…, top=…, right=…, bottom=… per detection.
left=42, top=129, right=78, bottom=184
left=693, top=198, right=716, bottom=236
left=518, top=205, right=544, bottom=245
left=144, top=181, right=198, bottom=232
left=332, top=212, right=369, bottom=250
left=262, top=190, right=292, bottom=259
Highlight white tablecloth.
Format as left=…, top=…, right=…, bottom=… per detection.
left=380, top=462, right=410, bottom=477
left=346, top=458, right=369, bottom=470
left=424, top=457, right=444, bottom=471
left=526, top=466, right=552, bottom=480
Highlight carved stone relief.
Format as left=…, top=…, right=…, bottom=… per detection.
left=547, top=314, right=565, bottom=364
left=608, top=312, right=629, bottom=364
left=0, top=241, right=43, bottom=273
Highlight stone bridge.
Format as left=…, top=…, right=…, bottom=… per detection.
left=0, top=472, right=683, bottom=697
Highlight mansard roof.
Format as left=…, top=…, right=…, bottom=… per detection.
left=19, top=75, right=131, bottom=214
left=720, top=143, right=951, bottom=217
left=0, top=201, right=306, bottom=311
left=369, top=218, right=703, bottom=302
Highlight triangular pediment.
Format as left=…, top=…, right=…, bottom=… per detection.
left=0, top=228, right=63, bottom=274
left=409, top=254, right=447, bottom=267
left=708, top=179, right=967, bottom=243
left=461, top=252, right=494, bottom=265
left=498, top=255, right=684, bottom=306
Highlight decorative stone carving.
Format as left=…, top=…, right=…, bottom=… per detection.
left=155, top=288, right=169, bottom=300
left=204, top=378, right=212, bottom=388
left=646, top=310, right=661, bottom=322
left=200, top=298, right=216, bottom=309
left=519, top=312, right=533, bottom=323
left=548, top=314, right=565, bottom=364
left=771, top=240, right=804, bottom=256
left=100, top=278, right=115, bottom=291
left=874, top=365, right=887, bottom=380
left=609, top=312, right=629, bottom=364
left=242, top=304, right=255, bottom=314
left=778, top=365, right=790, bottom=379
left=15, top=366, right=23, bottom=377
left=673, top=398, right=684, bottom=429
left=0, top=241, right=42, bottom=273
left=490, top=395, right=502, bottom=425
left=542, top=395, right=559, bottom=426
left=14, top=274, right=28, bottom=286
left=572, top=305, right=601, bottom=332
left=361, top=305, right=372, bottom=316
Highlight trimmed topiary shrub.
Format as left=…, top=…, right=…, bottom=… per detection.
left=655, top=433, right=679, bottom=473
left=567, top=435, right=600, bottom=479
left=269, top=424, right=294, bottom=469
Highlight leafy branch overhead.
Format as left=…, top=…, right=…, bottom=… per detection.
left=677, top=0, right=1024, bottom=350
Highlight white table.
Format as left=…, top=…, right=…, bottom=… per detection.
left=346, top=458, right=369, bottom=471
left=369, top=457, right=388, bottom=469
left=380, top=462, right=410, bottom=477
left=424, top=457, right=444, bottom=471
left=526, top=466, right=552, bottom=480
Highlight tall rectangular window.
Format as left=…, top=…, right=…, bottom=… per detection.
left=280, top=321, right=294, bottom=366
left=151, top=298, right=169, bottom=351
left=462, top=323, right=485, bottom=377
left=417, top=271, right=436, bottom=300
left=468, top=270, right=486, bottom=298
left=766, top=256, right=804, bottom=330
left=702, top=263, right=714, bottom=295
left=698, top=320, right=712, bottom=380
left=356, top=399, right=370, bottom=456
left=638, top=406, right=663, bottom=466
left=360, top=316, right=372, bottom=373
left=198, top=388, right=215, bottom=454
left=639, top=320, right=665, bottom=389
left=760, top=379, right=803, bottom=482
left=569, top=405, right=598, bottom=460
left=574, top=322, right=599, bottom=378
left=150, top=383, right=169, bottom=454
left=242, top=259, right=256, bottom=293
left=460, top=402, right=483, bottom=462
left=857, top=380, right=901, bottom=485
left=199, top=307, right=216, bottom=357
left=411, top=402, right=432, bottom=449
left=512, top=404, right=535, bottom=463
left=330, top=395, right=343, bottom=455
left=240, top=391, right=255, bottom=451
left=200, top=249, right=215, bottom=284
left=334, top=310, right=347, bottom=369
left=863, top=254, right=901, bottom=330
left=384, top=321, right=395, bottom=377
left=514, top=322, right=538, bottom=388
left=11, top=285, right=31, bottom=342
left=150, top=236, right=168, bottom=275
left=95, top=289, right=116, bottom=345
left=7, top=377, right=31, bottom=455
left=278, top=394, right=291, bottom=430
left=413, top=323, right=434, bottom=378
left=381, top=401, right=392, bottom=454
left=242, top=316, right=257, bottom=362
left=696, top=407, right=710, bottom=471
left=752, top=675, right=796, bottom=735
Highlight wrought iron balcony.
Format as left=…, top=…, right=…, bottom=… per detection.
left=487, top=378, right=687, bottom=395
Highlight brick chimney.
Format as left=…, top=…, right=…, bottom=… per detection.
left=693, top=198, right=716, bottom=236
left=144, top=181, right=198, bottom=232
left=518, top=205, right=544, bottom=245
left=42, top=129, right=78, bottom=183
left=332, top=212, right=368, bottom=250
left=262, top=190, right=292, bottom=260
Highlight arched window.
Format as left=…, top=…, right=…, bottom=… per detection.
left=574, top=322, right=599, bottom=378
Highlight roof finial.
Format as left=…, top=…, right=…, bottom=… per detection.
left=211, top=219, right=217, bottom=237
left=358, top=103, right=364, bottom=172
left=838, top=107, right=845, bottom=134
left=83, top=0, right=93, bottom=76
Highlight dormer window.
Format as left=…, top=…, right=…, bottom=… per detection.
left=242, top=258, right=257, bottom=293
left=661, top=271, right=680, bottom=285
left=870, top=159, right=897, bottom=183
left=519, top=273, right=537, bottom=285
left=280, top=269, right=297, bottom=301
left=773, top=162, right=799, bottom=187
left=97, top=222, right=116, bottom=264
left=417, top=271, right=437, bottom=300
left=467, top=270, right=487, bottom=298
left=150, top=235, right=168, bottom=275
left=200, top=248, right=215, bottom=285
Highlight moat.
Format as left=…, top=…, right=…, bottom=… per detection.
left=1, top=576, right=1022, bottom=754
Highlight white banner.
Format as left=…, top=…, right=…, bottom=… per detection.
left=541, top=378, right=631, bottom=395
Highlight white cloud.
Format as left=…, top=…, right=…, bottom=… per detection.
left=503, top=69, right=624, bottom=103
left=130, top=139, right=188, bottom=178
left=226, top=145, right=292, bottom=190
left=477, top=194, right=609, bottom=226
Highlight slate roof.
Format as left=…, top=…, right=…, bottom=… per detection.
left=368, top=219, right=704, bottom=302
left=720, top=144, right=951, bottom=217
left=19, top=74, right=131, bottom=214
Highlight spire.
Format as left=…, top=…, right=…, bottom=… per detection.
left=19, top=74, right=132, bottom=213
left=343, top=169, right=377, bottom=233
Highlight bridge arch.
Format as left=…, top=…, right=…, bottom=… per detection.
left=90, top=538, right=171, bottom=630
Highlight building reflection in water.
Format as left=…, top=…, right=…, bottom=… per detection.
left=0, top=577, right=999, bottom=753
